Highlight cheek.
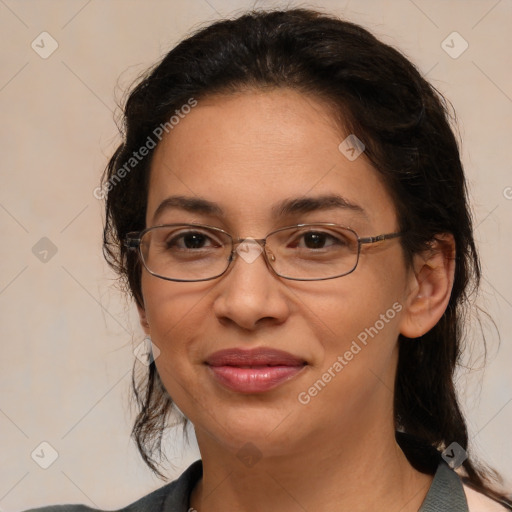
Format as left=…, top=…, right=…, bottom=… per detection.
left=141, top=275, right=201, bottom=356
left=141, top=277, right=210, bottom=413
left=296, top=285, right=404, bottom=423
left=140, top=274, right=221, bottom=373
left=317, top=284, right=401, bottom=359
left=312, top=252, right=408, bottom=373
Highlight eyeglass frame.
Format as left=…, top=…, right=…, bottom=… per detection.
left=124, top=222, right=404, bottom=282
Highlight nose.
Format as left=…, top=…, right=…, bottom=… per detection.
left=212, top=240, right=291, bottom=331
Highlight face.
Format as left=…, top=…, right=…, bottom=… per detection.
left=139, top=88, right=414, bottom=456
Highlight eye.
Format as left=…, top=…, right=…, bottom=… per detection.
left=165, top=229, right=223, bottom=250
left=292, top=230, right=351, bottom=250
left=298, top=231, right=336, bottom=249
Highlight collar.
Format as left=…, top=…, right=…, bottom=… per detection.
left=145, top=458, right=468, bottom=512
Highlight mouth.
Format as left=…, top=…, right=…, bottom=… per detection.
left=205, top=347, right=307, bottom=367
left=205, top=348, right=308, bottom=393
left=225, top=364, right=295, bottom=368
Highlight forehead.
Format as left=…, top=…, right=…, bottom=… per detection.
left=146, top=88, right=397, bottom=231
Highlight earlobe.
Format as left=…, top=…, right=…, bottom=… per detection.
left=137, top=303, right=151, bottom=335
left=399, top=234, right=455, bottom=339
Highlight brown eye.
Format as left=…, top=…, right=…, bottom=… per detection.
left=299, top=231, right=340, bottom=249
left=289, top=229, right=351, bottom=250
left=167, top=232, right=214, bottom=250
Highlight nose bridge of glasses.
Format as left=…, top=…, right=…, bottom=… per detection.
left=231, top=237, right=275, bottom=263
left=233, top=237, right=266, bottom=246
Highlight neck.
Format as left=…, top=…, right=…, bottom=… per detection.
left=189, top=422, right=433, bottom=512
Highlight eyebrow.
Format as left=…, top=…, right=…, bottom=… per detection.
left=152, top=193, right=367, bottom=222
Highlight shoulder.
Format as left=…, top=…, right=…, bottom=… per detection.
left=21, top=485, right=172, bottom=512
left=463, top=483, right=512, bottom=512
left=23, top=507, right=98, bottom=512
left=22, top=459, right=203, bottom=512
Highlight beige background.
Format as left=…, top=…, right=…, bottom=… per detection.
left=0, top=0, right=511, bottom=509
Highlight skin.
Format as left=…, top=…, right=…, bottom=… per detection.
left=138, top=88, right=455, bottom=512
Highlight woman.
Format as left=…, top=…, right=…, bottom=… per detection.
left=28, top=7, right=511, bottom=512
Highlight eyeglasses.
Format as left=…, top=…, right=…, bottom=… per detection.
left=124, top=223, right=403, bottom=282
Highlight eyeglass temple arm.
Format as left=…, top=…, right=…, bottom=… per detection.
left=124, top=234, right=141, bottom=250
left=358, top=232, right=404, bottom=245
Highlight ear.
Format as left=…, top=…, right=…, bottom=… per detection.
left=399, top=234, right=455, bottom=338
left=137, top=302, right=151, bottom=335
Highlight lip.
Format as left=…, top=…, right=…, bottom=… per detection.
left=205, top=348, right=307, bottom=393
left=206, top=347, right=307, bottom=367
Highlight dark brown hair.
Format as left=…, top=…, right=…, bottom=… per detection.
left=102, top=7, right=511, bottom=505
